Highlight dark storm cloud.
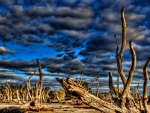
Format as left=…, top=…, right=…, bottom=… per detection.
left=0, top=0, right=149, bottom=91
left=0, top=73, right=25, bottom=81
left=27, top=6, right=93, bottom=18
left=0, top=60, right=37, bottom=69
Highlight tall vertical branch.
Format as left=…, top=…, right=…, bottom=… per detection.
left=28, top=71, right=36, bottom=90
left=121, top=41, right=136, bottom=107
left=95, top=73, right=100, bottom=97
left=26, top=71, right=36, bottom=100
left=143, top=57, right=150, bottom=112
left=37, top=58, right=43, bottom=101
left=117, top=73, right=120, bottom=92
left=108, top=72, right=115, bottom=95
left=114, top=34, right=120, bottom=92
left=6, top=81, right=12, bottom=102
left=115, top=7, right=127, bottom=86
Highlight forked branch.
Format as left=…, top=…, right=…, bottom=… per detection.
left=121, top=41, right=136, bottom=107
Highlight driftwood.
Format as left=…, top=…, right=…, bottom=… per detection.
left=56, top=77, right=124, bottom=113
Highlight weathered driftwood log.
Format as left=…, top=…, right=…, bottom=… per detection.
left=143, top=57, right=150, bottom=113
left=56, top=77, right=124, bottom=113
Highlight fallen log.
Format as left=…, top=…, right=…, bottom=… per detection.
left=56, top=77, right=124, bottom=113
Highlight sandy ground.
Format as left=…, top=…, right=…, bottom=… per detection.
left=0, top=103, right=100, bottom=113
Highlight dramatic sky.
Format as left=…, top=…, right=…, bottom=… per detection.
left=0, top=0, right=149, bottom=93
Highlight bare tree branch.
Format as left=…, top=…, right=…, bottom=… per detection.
left=121, top=41, right=136, bottom=107
left=116, top=7, right=127, bottom=86
left=143, top=57, right=150, bottom=112
left=37, top=58, right=43, bottom=102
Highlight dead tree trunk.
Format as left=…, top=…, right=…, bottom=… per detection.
left=108, top=72, right=115, bottom=96
left=34, top=82, right=40, bottom=106
left=26, top=71, right=36, bottom=101
left=137, top=82, right=140, bottom=93
left=3, top=85, right=10, bottom=102
left=137, top=82, right=141, bottom=111
left=37, top=59, right=43, bottom=103
left=37, top=58, right=43, bottom=104
left=96, top=81, right=100, bottom=97
left=143, top=57, right=150, bottom=113
left=20, top=59, right=53, bottom=112
left=42, top=90, right=45, bottom=102
left=121, top=41, right=136, bottom=108
left=117, top=73, right=120, bottom=93
left=114, top=7, right=138, bottom=111
left=115, top=7, right=127, bottom=86
left=6, top=82, right=13, bottom=102
left=94, top=73, right=100, bottom=97
left=16, top=89, right=21, bottom=104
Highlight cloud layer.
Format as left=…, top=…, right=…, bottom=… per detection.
left=0, top=0, right=149, bottom=92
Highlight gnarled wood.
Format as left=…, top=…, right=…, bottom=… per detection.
left=26, top=71, right=36, bottom=101
left=20, top=59, right=53, bottom=112
left=56, top=77, right=124, bottom=113
left=121, top=41, right=136, bottom=108
left=143, top=57, right=150, bottom=113
left=116, top=7, right=127, bottom=86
